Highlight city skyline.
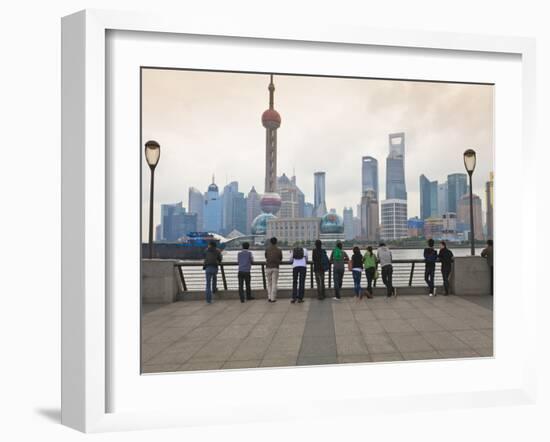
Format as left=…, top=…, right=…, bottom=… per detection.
left=142, top=69, right=494, bottom=240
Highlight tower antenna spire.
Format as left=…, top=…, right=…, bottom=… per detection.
left=268, top=74, right=275, bottom=109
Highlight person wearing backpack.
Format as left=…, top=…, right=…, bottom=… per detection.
left=362, top=246, right=377, bottom=299
left=290, top=243, right=308, bottom=303
left=438, top=240, right=454, bottom=295
left=350, top=246, right=364, bottom=299
left=424, top=238, right=438, bottom=296
left=203, top=240, right=223, bottom=304
left=312, top=239, right=329, bottom=300
left=330, top=241, right=349, bottom=300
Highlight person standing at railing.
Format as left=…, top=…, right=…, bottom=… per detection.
left=362, top=246, right=377, bottom=299
left=424, top=239, right=438, bottom=296
left=237, top=242, right=255, bottom=303
left=438, top=241, right=454, bottom=295
left=350, top=246, right=364, bottom=300
left=377, top=242, right=395, bottom=298
left=265, top=237, right=283, bottom=303
left=481, top=239, right=494, bottom=296
left=330, top=241, right=349, bottom=300
left=290, top=244, right=308, bottom=303
left=312, top=239, right=330, bottom=300
left=203, top=240, right=222, bottom=304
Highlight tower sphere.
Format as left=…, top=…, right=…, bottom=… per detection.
left=262, top=109, right=281, bottom=129
left=260, top=192, right=282, bottom=214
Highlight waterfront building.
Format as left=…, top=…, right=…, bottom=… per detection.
left=266, top=217, right=321, bottom=245
left=419, top=174, right=439, bottom=220
left=386, top=133, right=407, bottom=200
left=457, top=193, right=484, bottom=241
left=362, top=156, right=379, bottom=201
left=246, top=186, right=261, bottom=234
left=447, top=173, right=468, bottom=214
left=277, top=173, right=305, bottom=218
left=160, top=202, right=198, bottom=241
left=486, top=172, right=494, bottom=239
left=188, top=187, right=204, bottom=231
left=360, top=189, right=379, bottom=241
left=313, top=171, right=327, bottom=217
left=407, top=217, right=424, bottom=238
left=441, top=212, right=458, bottom=241
left=203, top=179, right=222, bottom=234
left=343, top=207, right=355, bottom=240
left=437, top=182, right=448, bottom=217
left=423, top=217, right=444, bottom=240
left=380, top=199, right=408, bottom=240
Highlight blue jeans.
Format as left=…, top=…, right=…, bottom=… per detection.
left=352, top=270, right=362, bottom=295
left=292, top=266, right=307, bottom=300
left=425, top=264, right=435, bottom=294
left=205, top=266, right=218, bottom=303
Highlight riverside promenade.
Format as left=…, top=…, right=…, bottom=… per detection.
left=141, top=293, right=493, bottom=374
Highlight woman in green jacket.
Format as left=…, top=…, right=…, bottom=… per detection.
left=363, top=246, right=377, bottom=299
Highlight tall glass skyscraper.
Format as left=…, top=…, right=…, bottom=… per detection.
left=447, top=173, right=468, bottom=214
left=313, top=171, right=327, bottom=217
left=203, top=179, right=222, bottom=234
left=419, top=174, right=438, bottom=220
left=188, top=187, right=204, bottom=231
left=361, top=156, right=378, bottom=200
left=385, top=132, right=407, bottom=200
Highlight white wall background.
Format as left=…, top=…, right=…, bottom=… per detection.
left=0, top=1, right=547, bottom=441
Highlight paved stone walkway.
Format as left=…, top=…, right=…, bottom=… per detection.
left=141, top=294, right=493, bottom=373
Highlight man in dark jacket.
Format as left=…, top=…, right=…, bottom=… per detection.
left=438, top=241, right=454, bottom=295
left=481, top=239, right=494, bottom=296
left=264, top=237, right=283, bottom=302
left=424, top=238, right=437, bottom=296
left=237, top=242, right=254, bottom=302
left=204, top=241, right=222, bottom=304
left=312, top=239, right=328, bottom=300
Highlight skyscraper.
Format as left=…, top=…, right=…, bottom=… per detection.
left=457, top=193, right=484, bottom=241
left=360, top=189, right=379, bottom=241
left=160, top=202, right=197, bottom=241
left=419, top=174, right=438, bottom=220
left=188, top=187, right=204, bottom=231
left=246, top=186, right=261, bottom=234
left=343, top=207, right=354, bottom=240
left=222, top=181, right=239, bottom=235
left=277, top=173, right=305, bottom=218
left=437, top=182, right=448, bottom=217
left=203, top=178, right=222, bottom=233
left=447, top=173, right=468, bottom=214
left=386, top=132, right=407, bottom=200
left=232, top=192, right=247, bottom=235
left=486, top=172, right=494, bottom=239
left=361, top=156, right=379, bottom=200
left=313, top=171, right=327, bottom=217
left=304, top=202, right=314, bottom=218
left=380, top=199, right=408, bottom=240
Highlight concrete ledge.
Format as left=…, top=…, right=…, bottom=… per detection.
left=141, top=259, right=179, bottom=304
left=451, top=256, right=491, bottom=295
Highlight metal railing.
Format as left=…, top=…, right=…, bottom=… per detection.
left=174, top=259, right=445, bottom=292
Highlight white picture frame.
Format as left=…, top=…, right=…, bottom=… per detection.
left=61, top=9, right=537, bottom=433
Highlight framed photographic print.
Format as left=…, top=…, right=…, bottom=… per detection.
left=61, top=9, right=537, bottom=433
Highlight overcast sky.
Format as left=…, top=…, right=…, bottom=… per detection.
left=141, top=68, right=494, bottom=239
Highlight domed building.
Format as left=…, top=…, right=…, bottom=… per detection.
left=251, top=213, right=277, bottom=235
left=320, top=212, right=344, bottom=234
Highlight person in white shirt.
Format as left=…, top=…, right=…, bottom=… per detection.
left=290, top=245, right=308, bottom=303
left=377, top=243, right=396, bottom=298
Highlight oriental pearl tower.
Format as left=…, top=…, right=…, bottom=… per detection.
left=251, top=75, right=282, bottom=235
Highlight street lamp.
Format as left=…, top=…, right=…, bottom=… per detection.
left=463, top=149, right=477, bottom=256
left=145, top=140, right=160, bottom=259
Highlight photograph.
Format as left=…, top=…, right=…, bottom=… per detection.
left=140, top=68, right=494, bottom=374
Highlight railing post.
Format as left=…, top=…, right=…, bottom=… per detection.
left=220, top=264, right=228, bottom=291
left=261, top=264, right=267, bottom=290
left=310, top=263, right=314, bottom=288
left=177, top=265, right=187, bottom=291
left=409, top=262, right=415, bottom=287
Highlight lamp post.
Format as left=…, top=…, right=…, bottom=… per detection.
left=145, top=140, right=160, bottom=259
left=463, top=149, right=477, bottom=256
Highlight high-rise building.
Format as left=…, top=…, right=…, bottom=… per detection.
left=313, top=171, right=327, bottom=217
left=160, top=202, right=197, bottom=241
left=380, top=199, right=408, bottom=240
left=188, top=187, right=204, bottom=231
left=246, top=186, right=261, bottom=234
left=221, top=181, right=239, bottom=235
left=155, top=224, right=162, bottom=242
left=441, top=212, right=458, bottom=241
left=447, top=173, right=468, bottom=214
left=353, top=217, right=361, bottom=239
left=419, top=174, right=439, bottom=220
left=277, top=173, right=305, bottom=218
left=304, top=202, right=314, bottom=218
left=407, top=217, right=424, bottom=238
left=360, top=189, right=380, bottom=241
left=486, top=172, right=494, bottom=239
left=437, top=182, right=448, bottom=217
left=232, top=192, right=247, bottom=235
left=361, top=156, right=379, bottom=201
left=343, top=207, right=354, bottom=240
left=386, top=133, right=407, bottom=200
left=203, top=178, right=222, bottom=233
left=457, top=193, right=484, bottom=241
left=423, top=217, right=444, bottom=240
